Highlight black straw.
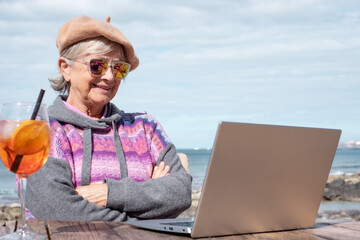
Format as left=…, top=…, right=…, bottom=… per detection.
left=30, top=89, right=45, bottom=120
left=11, top=89, right=46, bottom=174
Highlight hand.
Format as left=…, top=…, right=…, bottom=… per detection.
left=75, top=183, right=108, bottom=207
left=151, top=161, right=170, bottom=179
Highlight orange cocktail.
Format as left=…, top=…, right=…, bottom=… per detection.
left=0, top=98, right=49, bottom=239
left=0, top=120, right=49, bottom=177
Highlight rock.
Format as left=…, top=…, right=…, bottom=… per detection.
left=328, top=178, right=345, bottom=188
left=317, top=210, right=360, bottom=221
left=0, top=203, right=20, bottom=221
left=327, top=172, right=360, bottom=184
left=178, top=189, right=201, bottom=218
left=178, top=153, right=190, bottom=174
left=347, top=209, right=360, bottom=220
left=323, top=172, right=360, bottom=201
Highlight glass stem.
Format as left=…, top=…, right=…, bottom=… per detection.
left=18, top=177, right=28, bottom=233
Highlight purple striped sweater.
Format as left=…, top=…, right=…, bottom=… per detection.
left=26, top=96, right=192, bottom=221
left=50, top=111, right=170, bottom=187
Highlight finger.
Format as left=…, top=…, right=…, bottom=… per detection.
left=151, top=162, right=170, bottom=178
left=158, top=161, right=165, bottom=170
left=152, top=165, right=160, bottom=178
left=159, top=166, right=170, bottom=177
left=155, top=162, right=165, bottom=174
left=158, top=165, right=170, bottom=177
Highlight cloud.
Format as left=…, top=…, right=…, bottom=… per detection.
left=0, top=0, right=359, bottom=147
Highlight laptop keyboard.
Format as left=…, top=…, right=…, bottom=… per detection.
left=160, top=221, right=194, bottom=227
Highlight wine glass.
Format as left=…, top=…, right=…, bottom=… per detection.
left=0, top=102, right=49, bottom=239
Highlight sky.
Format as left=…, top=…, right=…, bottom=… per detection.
left=0, top=0, right=359, bottom=149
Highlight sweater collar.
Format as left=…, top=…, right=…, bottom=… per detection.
left=48, top=95, right=124, bottom=130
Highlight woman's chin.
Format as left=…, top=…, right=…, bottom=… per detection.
left=90, top=96, right=112, bottom=106
left=90, top=91, right=114, bottom=104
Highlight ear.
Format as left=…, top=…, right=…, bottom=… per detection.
left=58, top=57, right=71, bottom=82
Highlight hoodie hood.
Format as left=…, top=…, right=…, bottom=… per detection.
left=48, top=95, right=125, bottom=130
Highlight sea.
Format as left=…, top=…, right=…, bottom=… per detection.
left=1, top=147, right=359, bottom=210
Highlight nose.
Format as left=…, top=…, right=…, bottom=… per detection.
left=102, top=65, right=114, bottom=81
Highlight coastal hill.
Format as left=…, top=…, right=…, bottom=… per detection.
left=338, top=140, right=360, bottom=148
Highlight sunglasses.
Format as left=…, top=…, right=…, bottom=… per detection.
left=72, top=57, right=131, bottom=80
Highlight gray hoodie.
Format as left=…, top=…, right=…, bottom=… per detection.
left=26, top=96, right=192, bottom=221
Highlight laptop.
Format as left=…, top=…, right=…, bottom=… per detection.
left=127, top=121, right=341, bottom=238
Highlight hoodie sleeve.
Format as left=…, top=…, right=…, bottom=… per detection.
left=105, top=113, right=192, bottom=219
left=26, top=156, right=129, bottom=221
left=105, top=143, right=192, bottom=219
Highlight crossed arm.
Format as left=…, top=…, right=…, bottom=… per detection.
left=75, top=161, right=170, bottom=207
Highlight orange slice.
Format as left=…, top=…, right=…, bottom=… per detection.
left=11, top=120, right=49, bottom=155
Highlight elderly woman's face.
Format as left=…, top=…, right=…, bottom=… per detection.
left=66, top=50, right=123, bottom=110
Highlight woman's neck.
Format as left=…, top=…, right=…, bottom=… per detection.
left=86, top=108, right=104, bottom=119
left=64, top=100, right=104, bottom=120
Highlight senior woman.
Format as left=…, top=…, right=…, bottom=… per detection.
left=26, top=16, right=192, bottom=221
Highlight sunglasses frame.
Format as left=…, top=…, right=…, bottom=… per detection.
left=70, top=57, right=131, bottom=80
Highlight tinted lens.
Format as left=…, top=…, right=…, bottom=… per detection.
left=89, top=59, right=108, bottom=75
left=113, top=63, right=130, bottom=79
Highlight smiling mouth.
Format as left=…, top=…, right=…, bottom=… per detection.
left=92, top=84, right=111, bottom=91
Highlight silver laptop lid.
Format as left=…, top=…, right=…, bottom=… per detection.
left=192, top=122, right=341, bottom=238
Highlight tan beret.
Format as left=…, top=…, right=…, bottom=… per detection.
left=56, top=15, right=139, bottom=71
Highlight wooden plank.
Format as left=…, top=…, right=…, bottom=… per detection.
left=111, top=223, right=191, bottom=240
left=0, top=220, right=48, bottom=238
left=337, top=221, right=360, bottom=232
left=303, top=220, right=360, bottom=240
left=48, top=220, right=123, bottom=240
left=111, top=221, right=358, bottom=240
left=27, top=219, right=48, bottom=236
left=0, top=220, right=16, bottom=236
left=48, top=220, right=191, bottom=240
left=232, top=230, right=325, bottom=240
left=44, top=219, right=360, bottom=240
left=123, top=224, right=323, bottom=240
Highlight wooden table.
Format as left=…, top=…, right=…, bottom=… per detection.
left=1, top=219, right=360, bottom=239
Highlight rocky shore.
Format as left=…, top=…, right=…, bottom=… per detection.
left=0, top=203, right=20, bottom=222
left=1, top=172, right=360, bottom=222
left=323, top=172, right=360, bottom=202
